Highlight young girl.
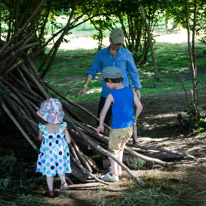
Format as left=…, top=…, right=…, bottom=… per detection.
left=36, top=98, right=72, bottom=197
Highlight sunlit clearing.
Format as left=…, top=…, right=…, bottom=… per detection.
left=47, top=28, right=191, bottom=51
left=155, top=29, right=188, bottom=44
left=145, top=113, right=177, bottom=120
left=86, top=88, right=101, bottom=94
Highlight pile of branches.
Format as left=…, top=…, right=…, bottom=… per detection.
left=0, top=28, right=195, bottom=186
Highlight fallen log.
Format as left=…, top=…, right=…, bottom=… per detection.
left=128, top=144, right=195, bottom=160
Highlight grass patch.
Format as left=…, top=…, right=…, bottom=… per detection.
left=36, top=39, right=206, bottom=102
left=98, top=183, right=179, bottom=206
left=127, top=158, right=146, bottom=169
left=0, top=154, right=54, bottom=206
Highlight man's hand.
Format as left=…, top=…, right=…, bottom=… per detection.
left=136, top=89, right=141, bottom=99
left=76, top=87, right=87, bottom=97
left=97, top=126, right=104, bottom=134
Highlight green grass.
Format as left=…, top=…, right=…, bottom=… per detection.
left=98, top=183, right=179, bottom=206
left=38, top=40, right=206, bottom=101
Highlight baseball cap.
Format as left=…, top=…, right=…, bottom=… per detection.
left=110, top=29, right=124, bottom=45
left=99, top=66, right=122, bottom=80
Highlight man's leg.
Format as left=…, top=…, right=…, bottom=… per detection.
left=97, top=96, right=112, bottom=125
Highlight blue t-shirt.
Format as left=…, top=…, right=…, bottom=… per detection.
left=86, top=47, right=142, bottom=98
left=110, top=87, right=135, bottom=129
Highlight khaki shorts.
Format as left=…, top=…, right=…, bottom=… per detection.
left=108, top=126, right=133, bottom=155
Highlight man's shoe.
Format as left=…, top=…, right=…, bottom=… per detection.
left=100, top=173, right=119, bottom=182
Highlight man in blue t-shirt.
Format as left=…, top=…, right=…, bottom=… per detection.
left=97, top=66, right=143, bottom=182
left=76, top=29, right=142, bottom=144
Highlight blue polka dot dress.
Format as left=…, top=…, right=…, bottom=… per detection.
left=36, top=122, right=72, bottom=176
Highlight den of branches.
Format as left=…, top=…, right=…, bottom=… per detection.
left=0, top=0, right=204, bottom=184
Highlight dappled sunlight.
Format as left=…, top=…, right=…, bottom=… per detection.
left=155, top=29, right=188, bottom=43
left=144, top=113, right=177, bottom=120
left=47, top=34, right=109, bottom=50
left=86, top=87, right=101, bottom=94
left=47, top=28, right=191, bottom=51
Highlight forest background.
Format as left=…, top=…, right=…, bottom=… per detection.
left=1, top=0, right=206, bottom=205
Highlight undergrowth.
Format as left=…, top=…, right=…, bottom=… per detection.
left=0, top=154, right=54, bottom=206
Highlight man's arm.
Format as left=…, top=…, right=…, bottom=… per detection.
left=97, top=94, right=113, bottom=133
left=76, top=74, right=92, bottom=97
left=134, top=89, right=141, bottom=99
left=126, top=51, right=142, bottom=97
left=133, top=91, right=143, bottom=119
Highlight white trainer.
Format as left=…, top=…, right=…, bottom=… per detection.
left=100, top=173, right=119, bottom=182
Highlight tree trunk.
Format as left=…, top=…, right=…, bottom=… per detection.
left=140, top=3, right=159, bottom=80
left=185, top=0, right=198, bottom=118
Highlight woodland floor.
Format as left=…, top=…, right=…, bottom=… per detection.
left=1, top=29, right=206, bottom=205
left=1, top=89, right=206, bottom=206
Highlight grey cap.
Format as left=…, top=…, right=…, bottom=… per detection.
left=110, top=29, right=124, bottom=45
left=99, top=66, right=122, bottom=80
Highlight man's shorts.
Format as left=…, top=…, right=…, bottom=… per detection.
left=108, top=126, right=133, bottom=155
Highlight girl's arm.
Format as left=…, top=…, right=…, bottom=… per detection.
left=65, top=128, right=71, bottom=144
left=133, top=91, right=143, bottom=120
left=38, top=129, right=42, bottom=141
left=97, top=94, right=113, bottom=134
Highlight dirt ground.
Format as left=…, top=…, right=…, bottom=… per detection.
left=43, top=89, right=206, bottom=206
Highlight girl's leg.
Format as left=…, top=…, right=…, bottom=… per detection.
left=58, top=174, right=66, bottom=185
left=58, top=174, right=69, bottom=190
left=46, top=176, right=54, bottom=191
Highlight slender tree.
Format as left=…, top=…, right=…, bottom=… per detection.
left=140, top=2, right=159, bottom=80
left=185, top=0, right=198, bottom=118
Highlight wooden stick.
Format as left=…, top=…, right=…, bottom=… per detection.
left=67, top=116, right=143, bottom=185
left=62, top=102, right=83, bottom=122
left=80, top=152, right=99, bottom=172
left=128, top=144, right=195, bottom=160
left=83, top=127, right=168, bottom=167
left=72, top=142, right=93, bottom=172
left=2, top=79, right=37, bottom=119
left=21, top=64, right=50, bottom=99
left=70, top=153, right=109, bottom=185
left=1, top=59, right=23, bottom=77
left=45, top=82, right=110, bottom=131
left=125, top=147, right=168, bottom=167
left=17, top=69, right=32, bottom=90
left=1, top=97, right=38, bottom=152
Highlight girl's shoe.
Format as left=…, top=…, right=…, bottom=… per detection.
left=47, top=190, right=55, bottom=198
left=60, top=182, right=69, bottom=191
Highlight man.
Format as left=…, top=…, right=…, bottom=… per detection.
left=76, top=28, right=142, bottom=144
